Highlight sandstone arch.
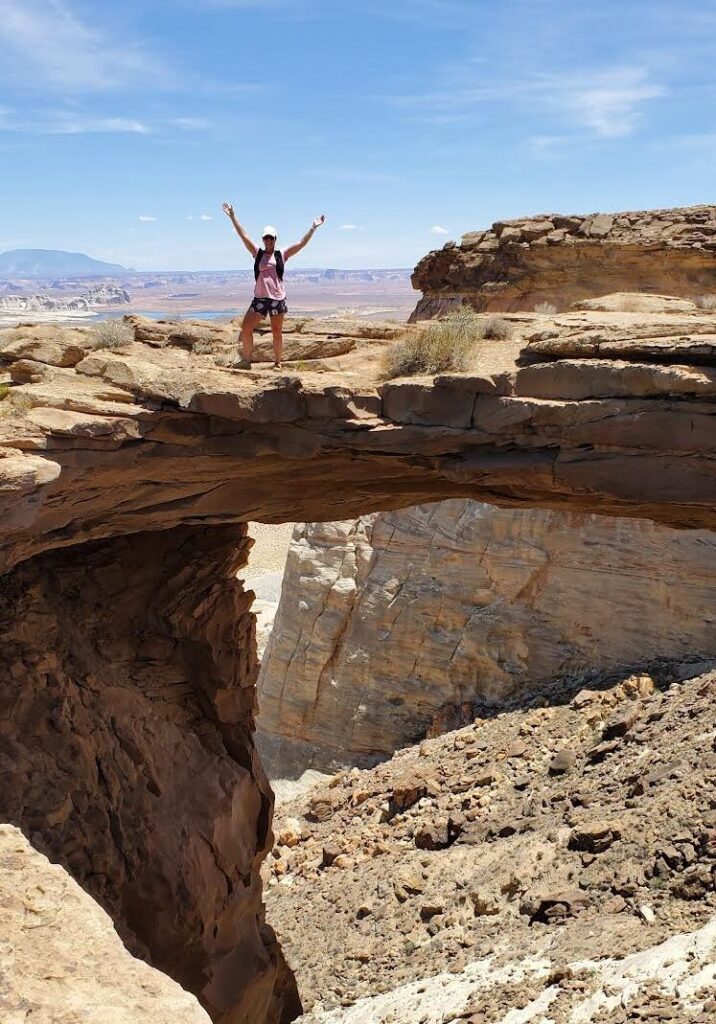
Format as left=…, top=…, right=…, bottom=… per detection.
left=0, top=317, right=715, bottom=1021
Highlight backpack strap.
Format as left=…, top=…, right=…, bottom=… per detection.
left=254, top=248, right=264, bottom=281
left=254, top=248, right=284, bottom=281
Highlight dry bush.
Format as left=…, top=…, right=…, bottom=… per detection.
left=380, top=309, right=485, bottom=379
left=187, top=328, right=217, bottom=354
left=86, top=319, right=134, bottom=350
left=695, top=295, right=716, bottom=310
left=481, top=316, right=512, bottom=340
left=0, top=387, right=34, bottom=419
left=611, top=294, right=646, bottom=312
left=533, top=301, right=558, bottom=315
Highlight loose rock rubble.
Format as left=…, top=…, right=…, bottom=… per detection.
left=266, top=668, right=716, bottom=1021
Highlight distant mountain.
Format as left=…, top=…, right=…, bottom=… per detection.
left=0, top=249, right=131, bottom=278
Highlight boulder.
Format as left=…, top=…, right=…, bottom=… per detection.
left=0, top=824, right=210, bottom=1024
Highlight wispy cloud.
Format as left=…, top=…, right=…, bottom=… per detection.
left=0, top=0, right=164, bottom=92
left=557, top=67, right=664, bottom=137
left=304, top=167, right=399, bottom=184
left=339, top=224, right=359, bottom=231
left=382, top=63, right=665, bottom=140
left=0, top=109, right=151, bottom=134
left=429, top=225, right=449, bottom=235
left=170, top=116, right=212, bottom=130
left=200, top=213, right=213, bottom=221
left=138, top=215, right=158, bottom=223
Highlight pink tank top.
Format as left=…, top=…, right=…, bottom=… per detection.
left=254, top=250, right=287, bottom=301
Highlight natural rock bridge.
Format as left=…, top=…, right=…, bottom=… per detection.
left=1, top=313, right=715, bottom=1023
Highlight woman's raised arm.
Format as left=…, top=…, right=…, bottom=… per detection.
left=284, top=214, right=326, bottom=259
left=222, top=202, right=258, bottom=257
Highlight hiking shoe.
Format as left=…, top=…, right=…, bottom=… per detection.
left=236, top=357, right=252, bottom=370
left=272, top=361, right=282, bottom=371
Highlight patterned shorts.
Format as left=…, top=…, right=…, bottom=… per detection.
left=250, top=296, right=288, bottom=318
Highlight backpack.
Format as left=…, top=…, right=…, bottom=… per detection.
left=254, top=248, right=284, bottom=282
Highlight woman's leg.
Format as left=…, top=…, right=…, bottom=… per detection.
left=240, top=309, right=263, bottom=362
left=270, top=313, right=284, bottom=366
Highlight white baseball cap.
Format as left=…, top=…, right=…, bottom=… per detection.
left=262, top=225, right=278, bottom=238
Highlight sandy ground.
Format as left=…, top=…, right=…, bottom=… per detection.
left=244, top=522, right=295, bottom=578
left=242, top=522, right=296, bottom=671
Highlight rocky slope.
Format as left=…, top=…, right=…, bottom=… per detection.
left=411, top=205, right=716, bottom=318
left=0, top=824, right=211, bottom=1023
left=266, top=666, right=716, bottom=1022
left=0, top=310, right=715, bottom=1022
left=257, top=503, right=716, bottom=774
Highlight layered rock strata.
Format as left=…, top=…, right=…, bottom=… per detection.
left=411, top=205, right=716, bottom=319
left=257, top=503, right=716, bottom=773
left=0, top=824, right=211, bottom=1023
left=0, top=312, right=715, bottom=1020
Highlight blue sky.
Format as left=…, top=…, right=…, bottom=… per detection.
left=0, top=0, right=714, bottom=270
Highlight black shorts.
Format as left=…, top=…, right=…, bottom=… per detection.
left=250, top=296, right=288, bottom=317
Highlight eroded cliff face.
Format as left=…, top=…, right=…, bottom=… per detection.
left=0, top=524, right=300, bottom=1024
left=411, top=205, right=716, bottom=319
left=257, top=503, right=716, bottom=773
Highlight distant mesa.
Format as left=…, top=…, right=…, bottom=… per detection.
left=0, top=249, right=131, bottom=279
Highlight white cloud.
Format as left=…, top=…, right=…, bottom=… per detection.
left=429, top=225, right=450, bottom=235
left=558, top=67, right=664, bottom=138
left=382, top=64, right=665, bottom=141
left=170, top=117, right=211, bottom=130
left=304, top=167, right=400, bottom=184
left=52, top=115, right=150, bottom=135
left=0, top=0, right=163, bottom=91
left=138, top=216, right=158, bottom=223
left=339, top=224, right=358, bottom=231
left=0, top=110, right=151, bottom=135
left=186, top=215, right=194, bottom=221
left=200, top=214, right=213, bottom=221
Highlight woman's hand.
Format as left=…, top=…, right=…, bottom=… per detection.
left=312, top=214, right=326, bottom=229
left=222, top=202, right=235, bottom=219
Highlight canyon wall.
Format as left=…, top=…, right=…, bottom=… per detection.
left=411, top=205, right=716, bottom=319
left=0, top=524, right=300, bottom=1024
left=257, top=502, right=716, bottom=774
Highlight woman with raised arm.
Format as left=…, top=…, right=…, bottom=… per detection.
left=222, top=203, right=326, bottom=370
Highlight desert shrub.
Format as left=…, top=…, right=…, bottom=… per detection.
left=611, top=294, right=645, bottom=312
left=481, top=316, right=512, bottom=340
left=533, top=301, right=558, bottom=315
left=695, top=294, right=716, bottom=310
left=191, top=332, right=215, bottom=354
left=87, top=319, right=134, bottom=350
left=380, top=308, right=484, bottom=379
left=0, top=389, right=33, bottom=418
